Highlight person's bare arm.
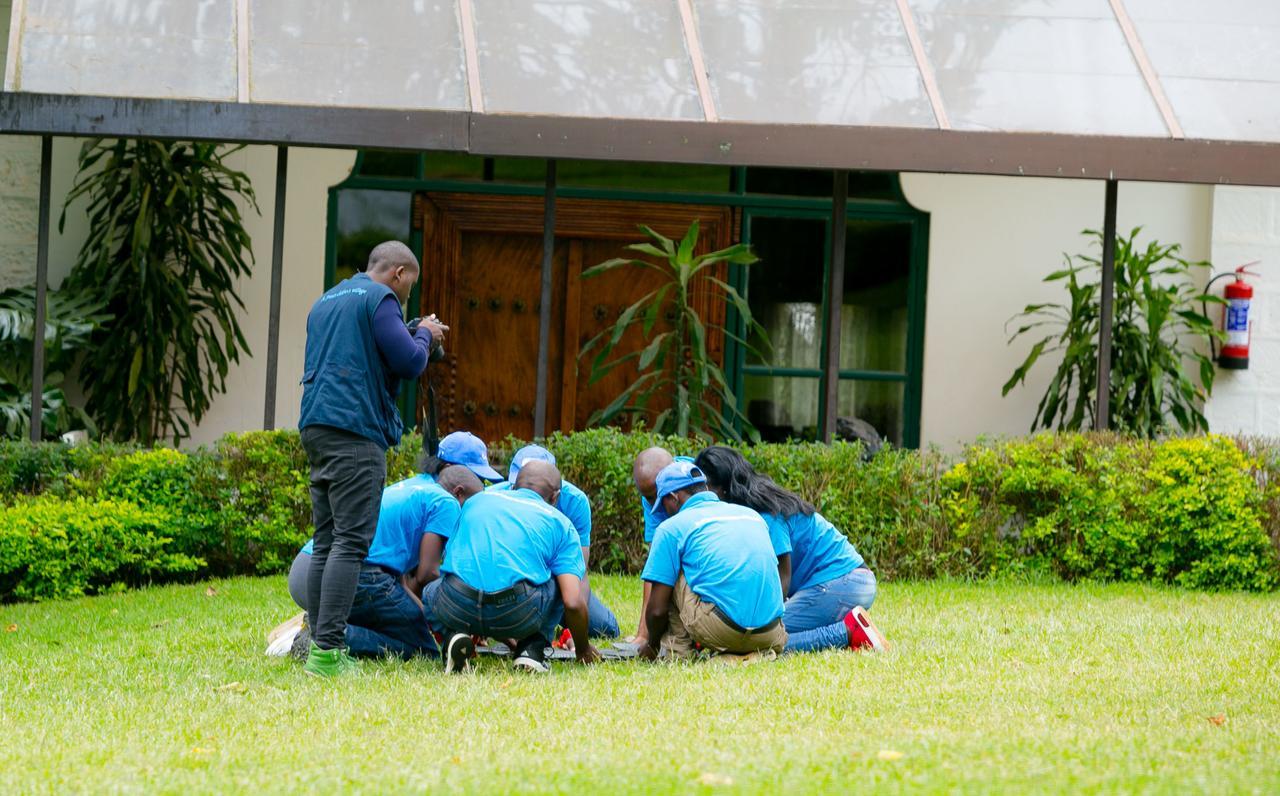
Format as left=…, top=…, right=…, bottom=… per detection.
left=633, top=580, right=653, bottom=644
left=400, top=574, right=424, bottom=610
left=555, top=573, right=600, bottom=663
left=777, top=553, right=792, bottom=597
left=638, top=581, right=673, bottom=661
left=407, top=533, right=446, bottom=596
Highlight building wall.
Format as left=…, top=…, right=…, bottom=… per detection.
left=48, top=141, right=357, bottom=445
left=0, top=0, right=42, bottom=292
left=1203, top=186, right=1280, bottom=436
left=902, top=174, right=1213, bottom=449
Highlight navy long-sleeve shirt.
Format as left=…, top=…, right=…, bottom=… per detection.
left=371, top=295, right=432, bottom=379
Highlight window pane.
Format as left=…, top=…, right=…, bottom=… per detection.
left=747, top=217, right=826, bottom=368
left=490, top=157, right=548, bottom=184
left=559, top=161, right=732, bottom=192
left=358, top=151, right=419, bottom=178
left=745, top=375, right=820, bottom=443
left=422, top=152, right=487, bottom=181
left=250, top=0, right=467, bottom=111
left=694, top=0, right=936, bottom=127
left=334, top=190, right=412, bottom=285
left=837, top=380, right=905, bottom=447
left=841, top=220, right=911, bottom=373
left=472, top=0, right=702, bottom=120
left=745, top=168, right=899, bottom=199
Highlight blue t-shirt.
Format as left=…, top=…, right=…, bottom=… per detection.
left=764, top=512, right=864, bottom=597
left=298, top=473, right=457, bottom=572
left=642, top=492, right=784, bottom=629
left=443, top=488, right=585, bottom=591
left=488, top=479, right=591, bottom=547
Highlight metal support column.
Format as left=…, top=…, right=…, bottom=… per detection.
left=30, top=135, right=52, bottom=443
left=1095, top=179, right=1118, bottom=431
left=533, top=160, right=557, bottom=438
left=820, top=170, right=849, bottom=443
left=263, top=146, right=288, bottom=430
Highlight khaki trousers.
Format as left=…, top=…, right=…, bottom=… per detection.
left=661, top=576, right=787, bottom=659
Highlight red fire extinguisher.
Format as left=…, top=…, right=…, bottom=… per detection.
left=1218, top=262, right=1260, bottom=370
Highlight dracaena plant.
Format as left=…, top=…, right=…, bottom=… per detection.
left=580, top=221, right=768, bottom=442
left=61, top=139, right=258, bottom=445
left=0, top=285, right=111, bottom=439
left=1003, top=227, right=1222, bottom=437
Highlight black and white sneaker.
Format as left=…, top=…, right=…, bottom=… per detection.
left=512, top=637, right=550, bottom=674
left=444, top=632, right=476, bottom=674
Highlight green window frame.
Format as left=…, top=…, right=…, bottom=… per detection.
left=325, top=155, right=929, bottom=446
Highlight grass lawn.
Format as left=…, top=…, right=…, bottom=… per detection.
left=2, top=575, right=1278, bottom=794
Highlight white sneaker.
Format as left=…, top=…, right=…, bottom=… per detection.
left=264, top=612, right=305, bottom=657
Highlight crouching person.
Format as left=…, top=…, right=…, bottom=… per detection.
left=424, top=460, right=601, bottom=673
left=639, top=461, right=787, bottom=661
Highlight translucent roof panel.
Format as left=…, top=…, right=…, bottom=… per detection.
left=13, top=0, right=236, bottom=100
left=1126, top=0, right=1280, bottom=143
left=694, top=0, right=936, bottom=127
left=907, top=0, right=1166, bottom=136
left=471, top=0, right=702, bottom=120
left=250, top=1, right=467, bottom=111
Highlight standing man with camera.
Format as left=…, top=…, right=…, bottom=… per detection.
left=298, top=240, right=448, bottom=677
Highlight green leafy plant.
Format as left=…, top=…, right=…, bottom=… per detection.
left=0, top=285, right=111, bottom=440
left=580, top=221, right=766, bottom=441
left=1003, top=228, right=1221, bottom=437
left=61, top=139, right=258, bottom=444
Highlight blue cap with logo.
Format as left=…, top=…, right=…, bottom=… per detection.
left=649, top=460, right=708, bottom=524
left=507, top=444, right=556, bottom=483
left=437, top=431, right=503, bottom=481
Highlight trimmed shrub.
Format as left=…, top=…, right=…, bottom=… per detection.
left=0, top=497, right=202, bottom=601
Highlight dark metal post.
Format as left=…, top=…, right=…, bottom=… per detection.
left=533, top=160, right=557, bottom=438
left=820, top=170, right=849, bottom=443
left=30, top=135, right=52, bottom=443
left=263, top=146, right=288, bottom=430
left=1095, top=179, right=1118, bottom=431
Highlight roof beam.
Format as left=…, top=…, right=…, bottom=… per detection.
left=3, top=92, right=1280, bottom=188
left=1109, top=0, right=1184, bottom=139
left=894, top=0, right=950, bottom=130
left=676, top=0, right=718, bottom=123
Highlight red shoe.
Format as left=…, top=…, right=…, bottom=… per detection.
left=552, top=628, right=574, bottom=650
left=843, top=607, right=888, bottom=652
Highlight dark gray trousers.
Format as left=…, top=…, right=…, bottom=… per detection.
left=301, top=425, right=387, bottom=650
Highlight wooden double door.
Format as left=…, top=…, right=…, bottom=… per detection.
left=416, top=193, right=736, bottom=442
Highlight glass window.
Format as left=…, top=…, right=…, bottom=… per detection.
left=333, top=190, right=412, bottom=284
left=472, top=0, right=702, bottom=120
left=694, top=0, right=936, bottom=127
left=841, top=220, right=911, bottom=373
left=17, top=0, right=237, bottom=100
left=358, top=151, right=419, bottom=178
left=745, top=374, right=820, bottom=443
left=837, top=380, right=905, bottom=447
left=250, top=0, right=467, bottom=111
left=745, top=168, right=899, bottom=200
left=559, top=161, right=732, bottom=193
left=422, top=152, right=487, bottom=181
left=490, top=158, right=548, bottom=184
left=746, top=216, right=826, bottom=368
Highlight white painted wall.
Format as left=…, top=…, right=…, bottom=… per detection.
left=1203, top=186, right=1280, bottom=436
left=47, top=141, right=357, bottom=445
left=902, top=174, right=1213, bottom=450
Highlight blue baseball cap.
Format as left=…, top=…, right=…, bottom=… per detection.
left=437, top=431, right=503, bottom=481
left=649, top=461, right=708, bottom=524
left=508, top=444, right=556, bottom=483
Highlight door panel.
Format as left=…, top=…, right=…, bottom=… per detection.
left=417, top=193, right=735, bottom=442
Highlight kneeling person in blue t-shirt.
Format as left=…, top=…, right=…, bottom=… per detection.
left=639, top=461, right=788, bottom=660
left=288, top=465, right=483, bottom=659
left=489, top=444, right=621, bottom=639
left=425, top=460, right=601, bottom=673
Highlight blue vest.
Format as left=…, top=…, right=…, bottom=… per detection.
left=299, top=273, right=403, bottom=449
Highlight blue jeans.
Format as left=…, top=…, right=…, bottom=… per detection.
left=425, top=574, right=563, bottom=648
left=784, top=568, right=878, bottom=653
left=572, top=589, right=620, bottom=639
left=344, top=567, right=439, bottom=660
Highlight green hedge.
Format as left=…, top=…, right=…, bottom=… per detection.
left=0, top=429, right=1277, bottom=601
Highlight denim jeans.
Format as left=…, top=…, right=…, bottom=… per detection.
left=343, top=566, right=440, bottom=659
left=302, top=425, right=387, bottom=650
left=571, top=590, right=620, bottom=639
left=784, top=568, right=878, bottom=653
left=424, top=574, right=562, bottom=648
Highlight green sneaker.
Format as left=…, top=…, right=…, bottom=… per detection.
left=303, top=643, right=359, bottom=678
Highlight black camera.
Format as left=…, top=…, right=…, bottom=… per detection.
left=407, top=317, right=447, bottom=362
